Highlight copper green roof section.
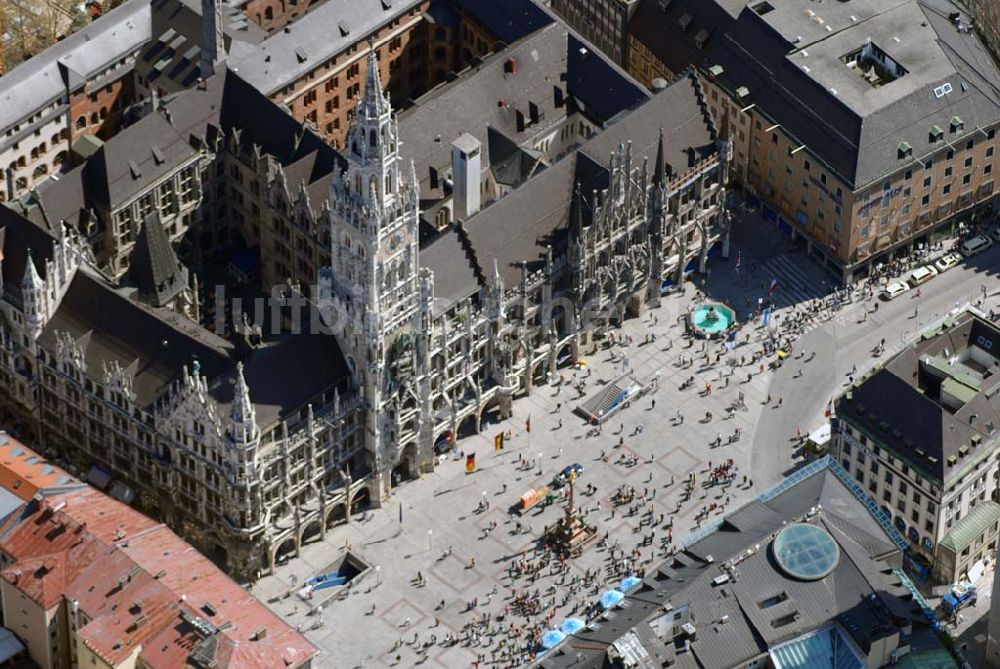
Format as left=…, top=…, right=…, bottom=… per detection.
left=921, top=355, right=982, bottom=390
left=939, top=500, right=1000, bottom=553
left=940, top=378, right=978, bottom=405
left=894, top=647, right=957, bottom=669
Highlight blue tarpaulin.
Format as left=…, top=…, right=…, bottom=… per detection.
left=540, top=629, right=566, bottom=650
left=559, top=618, right=585, bottom=635
left=599, top=589, right=625, bottom=609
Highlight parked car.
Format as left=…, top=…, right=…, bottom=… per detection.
left=934, top=252, right=961, bottom=272
left=553, top=463, right=584, bottom=487
left=907, top=264, right=938, bottom=287
left=880, top=280, right=910, bottom=300
left=991, top=228, right=1000, bottom=242
left=960, top=234, right=993, bottom=257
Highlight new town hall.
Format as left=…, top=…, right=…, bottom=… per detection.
left=0, top=45, right=730, bottom=579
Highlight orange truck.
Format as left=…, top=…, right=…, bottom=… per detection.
left=517, top=485, right=551, bottom=514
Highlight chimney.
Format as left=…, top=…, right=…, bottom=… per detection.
left=200, top=0, right=225, bottom=79
left=451, top=134, right=482, bottom=221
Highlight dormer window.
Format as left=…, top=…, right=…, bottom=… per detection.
left=929, top=125, right=944, bottom=143
left=950, top=116, right=964, bottom=133
left=898, top=142, right=913, bottom=159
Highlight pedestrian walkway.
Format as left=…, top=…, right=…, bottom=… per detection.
left=759, top=254, right=825, bottom=307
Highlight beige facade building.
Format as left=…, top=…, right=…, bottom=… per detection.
left=832, top=309, right=1000, bottom=585
left=703, top=0, right=1000, bottom=282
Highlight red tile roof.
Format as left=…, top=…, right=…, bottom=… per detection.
left=0, top=486, right=316, bottom=668
left=0, top=433, right=80, bottom=501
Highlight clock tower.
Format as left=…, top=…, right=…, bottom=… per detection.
left=319, top=41, right=424, bottom=503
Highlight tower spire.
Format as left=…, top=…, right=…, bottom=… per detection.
left=362, top=37, right=389, bottom=119
left=22, top=250, right=43, bottom=291
left=653, top=127, right=666, bottom=186
left=230, top=362, right=258, bottom=444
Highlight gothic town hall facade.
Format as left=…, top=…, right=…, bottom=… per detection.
left=0, top=47, right=730, bottom=579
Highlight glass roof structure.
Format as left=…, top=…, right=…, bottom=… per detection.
left=770, top=625, right=865, bottom=669
left=773, top=523, right=840, bottom=581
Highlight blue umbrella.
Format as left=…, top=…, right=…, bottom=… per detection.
left=599, top=589, right=625, bottom=609
left=540, top=629, right=566, bottom=650
left=560, top=617, right=586, bottom=635
left=620, top=575, right=642, bottom=592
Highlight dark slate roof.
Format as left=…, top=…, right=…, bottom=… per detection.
left=707, top=0, right=1000, bottom=189
left=451, top=0, right=555, bottom=45
left=583, top=71, right=716, bottom=178
left=627, top=0, right=740, bottom=76
left=0, top=206, right=59, bottom=307
left=137, top=0, right=264, bottom=92
left=565, top=33, right=649, bottom=124
left=488, top=126, right=541, bottom=187
left=540, top=462, right=930, bottom=669
left=210, top=332, right=351, bottom=429
left=38, top=271, right=233, bottom=408
left=419, top=226, right=482, bottom=315
left=79, top=111, right=199, bottom=210
left=216, top=70, right=342, bottom=171
left=32, top=261, right=348, bottom=424
left=128, top=213, right=189, bottom=307
left=453, top=71, right=714, bottom=289
left=26, top=167, right=91, bottom=237
left=463, top=154, right=577, bottom=288
left=29, top=68, right=339, bottom=221
left=398, top=21, right=565, bottom=183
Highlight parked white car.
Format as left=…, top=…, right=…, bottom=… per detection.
left=880, top=280, right=910, bottom=300
left=960, top=234, right=993, bottom=257
left=934, top=252, right=961, bottom=272
left=907, top=264, right=938, bottom=287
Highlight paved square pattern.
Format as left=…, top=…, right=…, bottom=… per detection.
left=250, top=210, right=1000, bottom=667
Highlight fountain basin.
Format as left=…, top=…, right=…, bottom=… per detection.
left=688, top=302, right=736, bottom=339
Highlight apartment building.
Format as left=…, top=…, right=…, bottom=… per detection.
left=702, top=0, right=1000, bottom=283
left=0, top=0, right=150, bottom=204
left=831, top=309, right=1000, bottom=585
left=549, top=0, right=638, bottom=66
left=0, top=434, right=316, bottom=669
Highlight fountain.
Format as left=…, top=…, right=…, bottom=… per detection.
left=688, top=302, right=736, bottom=339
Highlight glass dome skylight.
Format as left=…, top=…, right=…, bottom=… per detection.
left=773, top=523, right=840, bottom=581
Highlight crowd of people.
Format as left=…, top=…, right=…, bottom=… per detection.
left=377, top=220, right=1000, bottom=667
